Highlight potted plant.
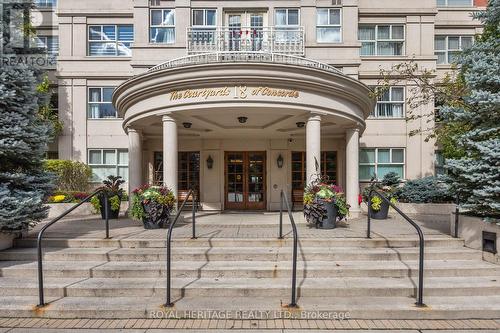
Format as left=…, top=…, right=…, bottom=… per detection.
left=363, top=172, right=400, bottom=220
left=90, top=175, right=125, bottom=219
left=303, top=177, right=350, bottom=229
left=130, top=184, right=176, bottom=229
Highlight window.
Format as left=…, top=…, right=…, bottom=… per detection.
left=150, top=9, right=175, bottom=44
left=191, top=9, right=217, bottom=44
left=88, top=87, right=117, bottom=119
left=435, top=151, right=446, bottom=175
left=275, top=8, right=300, bottom=41
left=35, top=36, right=58, bottom=56
left=437, top=0, right=473, bottom=7
left=88, top=25, right=133, bottom=56
left=359, top=148, right=405, bottom=181
left=359, top=25, right=405, bottom=56
left=435, top=36, right=473, bottom=64
left=34, top=0, right=57, bottom=8
left=291, top=151, right=338, bottom=190
left=316, top=8, right=341, bottom=43
left=88, top=149, right=128, bottom=182
left=371, top=87, right=405, bottom=118
left=153, top=152, right=200, bottom=190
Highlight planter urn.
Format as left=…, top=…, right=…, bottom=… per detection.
left=141, top=202, right=171, bottom=229
left=319, top=200, right=337, bottom=229
left=98, top=196, right=120, bottom=219
left=370, top=195, right=390, bottom=220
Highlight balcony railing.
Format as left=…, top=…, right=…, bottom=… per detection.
left=148, top=51, right=342, bottom=75
left=187, top=26, right=305, bottom=56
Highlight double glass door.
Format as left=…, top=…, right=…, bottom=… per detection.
left=225, top=152, right=266, bottom=210
left=225, top=12, right=266, bottom=51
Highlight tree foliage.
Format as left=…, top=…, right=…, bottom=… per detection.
left=0, top=63, right=55, bottom=232
left=442, top=0, right=500, bottom=217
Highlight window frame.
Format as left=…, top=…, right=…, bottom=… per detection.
left=274, top=8, right=300, bottom=27
left=359, top=148, right=406, bottom=181
left=87, top=87, right=118, bottom=120
left=291, top=151, right=338, bottom=190
left=34, top=0, right=57, bottom=8
left=87, top=149, right=129, bottom=183
left=87, top=24, right=134, bottom=57
left=316, top=8, right=342, bottom=43
left=435, top=35, right=474, bottom=65
left=35, top=35, right=59, bottom=55
left=150, top=8, right=176, bottom=44
left=192, top=8, right=217, bottom=28
left=371, top=86, right=405, bottom=118
left=437, top=0, right=473, bottom=7
left=359, top=24, right=406, bottom=56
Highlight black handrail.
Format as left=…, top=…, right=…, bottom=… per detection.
left=37, top=189, right=110, bottom=307
left=165, top=189, right=197, bottom=307
left=454, top=194, right=460, bottom=238
left=366, top=188, right=426, bottom=307
left=279, top=190, right=299, bottom=308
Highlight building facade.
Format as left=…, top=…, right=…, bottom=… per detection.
left=35, top=0, right=485, bottom=212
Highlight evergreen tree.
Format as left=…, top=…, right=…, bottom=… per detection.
left=0, top=60, right=54, bottom=232
left=441, top=0, right=500, bottom=217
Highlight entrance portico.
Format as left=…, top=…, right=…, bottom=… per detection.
left=113, top=52, right=374, bottom=212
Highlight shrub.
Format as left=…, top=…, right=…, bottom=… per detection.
left=396, top=177, right=454, bottom=203
left=44, top=160, right=92, bottom=192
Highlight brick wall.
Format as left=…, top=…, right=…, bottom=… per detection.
left=475, top=0, right=488, bottom=6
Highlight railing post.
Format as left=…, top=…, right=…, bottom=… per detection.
left=104, top=192, right=110, bottom=239
left=454, top=194, right=459, bottom=238
left=191, top=190, right=197, bottom=240
left=417, top=231, right=425, bottom=307
left=279, top=191, right=283, bottom=239
left=366, top=190, right=372, bottom=239
left=37, top=232, right=45, bottom=307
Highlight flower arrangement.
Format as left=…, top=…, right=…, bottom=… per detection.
left=303, top=176, right=350, bottom=228
left=362, top=172, right=400, bottom=219
left=130, top=184, right=176, bottom=229
left=90, top=175, right=126, bottom=219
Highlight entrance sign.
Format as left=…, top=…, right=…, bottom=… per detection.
left=169, top=86, right=299, bottom=101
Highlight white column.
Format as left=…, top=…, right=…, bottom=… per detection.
left=162, top=115, right=178, bottom=200
left=127, top=128, right=142, bottom=195
left=345, top=128, right=360, bottom=214
left=306, top=114, right=321, bottom=185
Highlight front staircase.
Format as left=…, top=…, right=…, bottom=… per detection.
left=0, top=216, right=499, bottom=320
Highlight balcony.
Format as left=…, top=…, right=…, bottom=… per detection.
left=187, top=26, right=305, bottom=56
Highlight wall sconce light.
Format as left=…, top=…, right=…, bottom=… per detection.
left=277, top=154, right=284, bottom=169
left=182, top=122, right=192, bottom=129
left=238, top=116, right=248, bottom=124
left=296, top=121, right=305, bottom=128
left=206, top=155, right=214, bottom=169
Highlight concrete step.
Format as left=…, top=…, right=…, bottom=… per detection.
left=14, top=237, right=466, bottom=249
left=1, top=260, right=498, bottom=279
left=1, top=276, right=499, bottom=298
left=0, top=246, right=482, bottom=262
left=2, top=295, right=500, bottom=319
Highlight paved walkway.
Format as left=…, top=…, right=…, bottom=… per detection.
left=0, top=318, right=499, bottom=331
left=31, top=211, right=450, bottom=241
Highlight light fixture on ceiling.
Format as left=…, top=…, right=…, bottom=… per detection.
left=296, top=121, right=305, bottom=128
left=238, top=116, right=248, bottom=124
left=182, top=122, right=192, bottom=129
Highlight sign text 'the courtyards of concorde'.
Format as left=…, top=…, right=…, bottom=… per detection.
left=169, top=86, right=300, bottom=101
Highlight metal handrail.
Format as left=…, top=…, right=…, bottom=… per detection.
left=37, top=189, right=110, bottom=307
left=165, top=188, right=197, bottom=307
left=366, top=188, right=426, bottom=307
left=279, top=190, right=299, bottom=308
left=454, top=194, right=460, bottom=238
